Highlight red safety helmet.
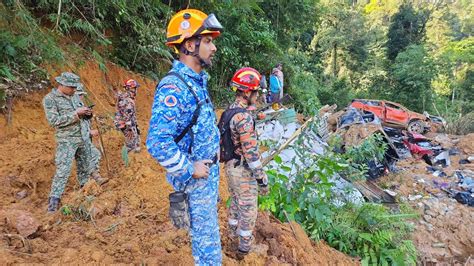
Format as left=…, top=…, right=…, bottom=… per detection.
left=124, top=79, right=139, bottom=89
left=230, top=67, right=261, bottom=93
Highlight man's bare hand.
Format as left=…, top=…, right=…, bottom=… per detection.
left=192, top=160, right=212, bottom=179
left=76, top=107, right=92, bottom=117
left=257, top=172, right=269, bottom=195
left=90, top=129, right=99, bottom=137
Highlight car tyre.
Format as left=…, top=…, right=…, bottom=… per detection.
left=407, top=120, right=425, bottom=134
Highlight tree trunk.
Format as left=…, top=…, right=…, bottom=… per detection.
left=54, top=0, right=62, bottom=30
left=451, top=67, right=457, bottom=104
left=332, top=43, right=338, bottom=77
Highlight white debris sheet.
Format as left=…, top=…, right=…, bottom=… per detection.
left=257, top=110, right=364, bottom=205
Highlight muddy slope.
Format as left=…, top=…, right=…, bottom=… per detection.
left=0, top=59, right=357, bottom=265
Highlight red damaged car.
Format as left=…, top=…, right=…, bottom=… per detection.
left=350, top=99, right=445, bottom=134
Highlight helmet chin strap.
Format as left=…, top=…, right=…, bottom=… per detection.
left=180, top=36, right=210, bottom=68
left=242, top=90, right=256, bottom=105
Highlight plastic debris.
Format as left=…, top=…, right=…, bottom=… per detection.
left=433, top=150, right=450, bottom=167
left=454, top=192, right=474, bottom=206
left=408, top=194, right=423, bottom=201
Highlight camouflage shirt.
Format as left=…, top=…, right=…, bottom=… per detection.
left=229, top=99, right=265, bottom=179
left=114, top=91, right=138, bottom=129
left=43, top=88, right=83, bottom=140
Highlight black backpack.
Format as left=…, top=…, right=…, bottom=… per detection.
left=217, top=107, right=247, bottom=163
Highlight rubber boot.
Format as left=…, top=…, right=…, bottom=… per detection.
left=47, top=197, right=61, bottom=213
left=91, top=171, right=109, bottom=185
left=236, top=249, right=249, bottom=260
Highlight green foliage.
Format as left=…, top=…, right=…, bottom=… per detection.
left=315, top=3, right=370, bottom=78
left=316, top=77, right=355, bottom=108
left=92, top=50, right=107, bottom=73
left=390, top=45, right=435, bottom=112
left=446, top=112, right=474, bottom=135
left=345, top=134, right=387, bottom=165
left=341, top=133, right=388, bottom=180
left=60, top=196, right=96, bottom=222
left=1, top=3, right=63, bottom=81
left=287, top=71, right=321, bottom=115
left=319, top=204, right=417, bottom=266
left=0, top=2, right=63, bottom=110
left=386, top=3, right=429, bottom=61
left=2, top=0, right=471, bottom=120
left=260, top=130, right=416, bottom=264
left=121, top=145, right=129, bottom=167
left=202, top=1, right=283, bottom=103
left=24, top=0, right=173, bottom=78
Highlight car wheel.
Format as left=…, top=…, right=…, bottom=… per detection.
left=407, top=120, right=425, bottom=134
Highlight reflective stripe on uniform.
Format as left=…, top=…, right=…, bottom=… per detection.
left=248, top=159, right=262, bottom=170
left=239, top=229, right=252, bottom=237
left=168, top=155, right=186, bottom=173
left=160, top=150, right=182, bottom=167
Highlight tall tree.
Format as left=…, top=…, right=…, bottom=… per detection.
left=391, top=44, right=435, bottom=112
left=386, top=3, right=429, bottom=61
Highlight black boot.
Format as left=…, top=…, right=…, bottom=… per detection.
left=236, top=249, right=249, bottom=260
left=47, top=197, right=61, bottom=213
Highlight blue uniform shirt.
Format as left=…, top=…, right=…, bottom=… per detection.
left=147, top=60, right=220, bottom=190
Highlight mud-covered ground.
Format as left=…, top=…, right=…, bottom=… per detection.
left=377, top=133, right=474, bottom=265
left=0, top=59, right=358, bottom=265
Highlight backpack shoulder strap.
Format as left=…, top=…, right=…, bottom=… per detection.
left=219, top=107, right=247, bottom=133
left=164, top=71, right=202, bottom=144
left=166, top=72, right=199, bottom=102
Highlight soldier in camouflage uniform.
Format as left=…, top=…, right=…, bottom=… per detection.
left=43, top=72, right=95, bottom=212
left=146, top=9, right=223, bottom=265
left=218, top=67, right=269, bottom=258
left=75, top=85, right=107, bottom=184
left=114, top=79, right=141, bottom=153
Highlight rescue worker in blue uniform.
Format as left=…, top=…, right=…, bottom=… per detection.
left=146, top=9, right=223, bottom=265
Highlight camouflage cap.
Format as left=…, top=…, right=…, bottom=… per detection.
left=55, top=72, right=81, bottom=87
left=75, top=84, right=87, bottom=95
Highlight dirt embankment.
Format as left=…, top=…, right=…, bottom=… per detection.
left=0, top=59, right=357, bottom=265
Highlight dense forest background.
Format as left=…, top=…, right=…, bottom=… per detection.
left=1, top=0, right=473, bottom=127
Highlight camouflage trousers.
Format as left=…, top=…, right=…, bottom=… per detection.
left=121, top=126, right=140, bottom=152
left=180, top=163, right=222, bottom=265
left=85, top=139, right=101, bottom=174
left=50, top=138, right=90, bottom=198
left=225, top=160, right=258, bottom=252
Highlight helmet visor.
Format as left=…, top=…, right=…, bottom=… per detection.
left=202, top=14, right=223, bottom=32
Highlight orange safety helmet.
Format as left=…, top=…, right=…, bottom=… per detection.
left=124, top=79, right=139, bottom=89
left=230, top=67, right=262, bottom=93
left=166, top=9, right=223, bottom=53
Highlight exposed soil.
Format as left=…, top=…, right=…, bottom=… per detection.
left=0, top=58, right=358, bottom=265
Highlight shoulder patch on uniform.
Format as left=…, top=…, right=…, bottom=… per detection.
left=242, top=122, right=253, bottom=132
left=164, top=95, right=178, bottom=107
